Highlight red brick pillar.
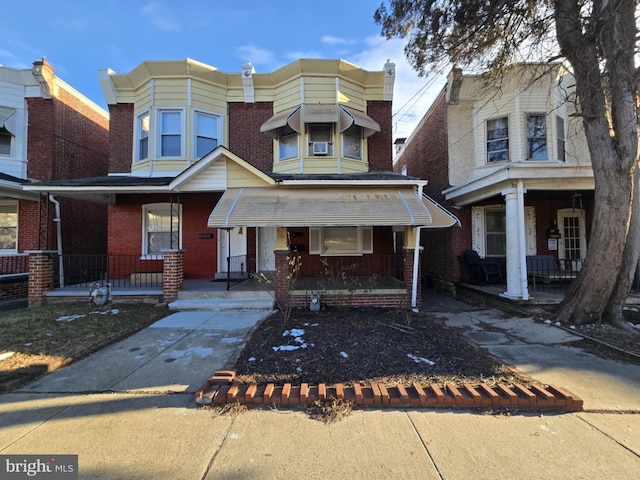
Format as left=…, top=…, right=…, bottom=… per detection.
left=274, top=251, right=289, bottom=308
left=162, top=249, right=184, bottom=303
left=27, top=250, right=56, bottom=307
left=403, top=248, right=423, bottom=308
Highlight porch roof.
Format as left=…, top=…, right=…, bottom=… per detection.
left=207, top=186, right=459, bottom=228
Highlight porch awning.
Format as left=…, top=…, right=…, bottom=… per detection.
left=207, top=186, right=459, bottom=228
left=260, top=104, right=380, bottom=138
left=259, top=106, right=302, bottom=138
left=339, top=105, right=380, bottom=138
left=0, top=106, right=17, bottom=135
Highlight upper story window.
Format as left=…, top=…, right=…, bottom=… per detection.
left=486, top=117, right=509, bottom=163
left=0, top=202, right=18, bottom=252
left=136, top=111, right=149, bottom=163
left=142, top=203, right=181, bottom=256
left=278, top=125, right=298, bottom=160
left=0, top=127, right=11, bottom=156
left=308, top=124, right=333, bottom=156
left=557, top=116, right=566, bottom=162
left=158, top=109, right=183, bottom=158
left=194, top=111, right=219, bottom=158
left=343, top=124, right=362, bottom=160
left=526, top=114, right=548, bottom=160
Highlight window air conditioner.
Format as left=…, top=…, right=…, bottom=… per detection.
left=312, top=141, right=329, bottom=155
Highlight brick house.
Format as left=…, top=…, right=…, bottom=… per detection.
left=0, top=58, right=109, bottom=301
left=26, top=58, right=458, bottom=308
left=393, top=64, right=594, bottom=300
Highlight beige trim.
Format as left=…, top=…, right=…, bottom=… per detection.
left=208, top=186, right=457, bottom=228
left=302, top=103, right=339, bottom=123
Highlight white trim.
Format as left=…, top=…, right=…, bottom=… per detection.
left=192, top=109, right=222, bottom=159
left=156, top=108, right=185, bottom=158
left=141, top=202, right=182, bottom=256
left=308, top=226, right=373, bottom=256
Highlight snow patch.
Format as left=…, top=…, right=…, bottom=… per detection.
left=407, top=353, right=435, bottom=366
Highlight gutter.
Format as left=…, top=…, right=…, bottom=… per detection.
left=49, top=195, right=64, bottom=287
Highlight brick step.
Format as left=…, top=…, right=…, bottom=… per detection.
left=194, top=370, right=583, bottom=412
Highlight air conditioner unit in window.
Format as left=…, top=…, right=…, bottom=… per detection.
left=312, top=141, right=329, bottom=155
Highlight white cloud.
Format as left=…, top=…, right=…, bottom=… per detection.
left=236, top=45, right=277, bottom=67
left=141, top=2, right=180, bottom=32
left=347, top=36, right=446, bottom=140
left=322, top=36, right=355, bottom=45
left=284, top=50, right=323, bottom=61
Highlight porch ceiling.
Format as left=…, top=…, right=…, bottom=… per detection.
left=208, top=186, right=458, bottom=228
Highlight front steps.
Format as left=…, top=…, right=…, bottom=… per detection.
left=168, top=289, right=275, bottom=311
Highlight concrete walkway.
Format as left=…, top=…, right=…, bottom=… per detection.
left=1, top=296, right=640, bottom=479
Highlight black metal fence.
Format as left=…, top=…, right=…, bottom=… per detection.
left=55, top=254, right=164, bottom=288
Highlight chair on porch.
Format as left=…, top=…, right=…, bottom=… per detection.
left=463, top=250, right=504, bottom=285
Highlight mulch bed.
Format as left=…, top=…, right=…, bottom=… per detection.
left=232, top=307, right=525, bottom=387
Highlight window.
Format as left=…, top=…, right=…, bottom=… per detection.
left=343, top=124, right=362, bottom=160
left=485, top=209, right=506, bottom=257
left=557, top=116, right=566, bottom=162
left=526, top=114, right=548, bottom=160
left=159, top=110, right=182, bottom=157
left=136, top=112, right=149, bottom=162
left=278, top=125, right=299, bottom=160
left=194, top=111, right=219, bottom=157
left=486, top=117, right=509, bottom=162
left=308, top=124, right=333, bottom=156
left=0, top=202, right=17, bottom=251
left=309, top=226, right=373, bottom=256
left=143, top=203, right=181, bottom=255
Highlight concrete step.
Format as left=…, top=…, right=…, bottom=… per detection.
left=168, top=297, right=275, bottom=311
left=176, top=289, right=273, bottom=301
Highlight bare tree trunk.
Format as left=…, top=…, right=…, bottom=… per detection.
left=604, top=166, right=640, bottom=329
left=553, top=0, right=639, bottom=325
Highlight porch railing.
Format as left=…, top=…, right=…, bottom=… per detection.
left=300, top=254, right=405, bottom=283
left=55, top=254, right=164, bottom=289
left=0, top=254, right=29, bottom=276
left=527, top=257, right=584, bottom=292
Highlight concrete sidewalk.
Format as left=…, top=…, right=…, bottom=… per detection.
left=1, top=297, right=640, bottom=479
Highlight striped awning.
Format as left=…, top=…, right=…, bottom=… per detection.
left=208, top=186, right=459, bottom=228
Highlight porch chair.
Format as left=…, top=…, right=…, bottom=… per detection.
left=463, top=250, right=504, bottom=285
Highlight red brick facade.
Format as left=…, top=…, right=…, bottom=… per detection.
left=366, top=101, right=393, bottom=171
left=107, top=103, right=134, bottom=174
left=228, top=102, right=274, bottom=172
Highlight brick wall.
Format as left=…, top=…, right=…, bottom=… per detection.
left=108, top=103, right=134, bottom=174
left=228, top=102, right=274, bottom=172
left=366, top=101, right=393, bottom=171
left=109, top=193, right=218, bottom=279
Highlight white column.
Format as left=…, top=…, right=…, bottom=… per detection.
left=502, top=187, right=524, bottom=299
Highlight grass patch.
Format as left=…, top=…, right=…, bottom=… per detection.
left=0, top=301, right=170, bottom=372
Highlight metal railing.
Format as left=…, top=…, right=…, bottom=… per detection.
left=55, top=254, right=164, bottom=289
left=0, top=254, right=29, bottom=276
left=527, top=256, right=583, bottom=292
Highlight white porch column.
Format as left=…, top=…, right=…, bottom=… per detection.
left=501, top=183, right=529, bottom=300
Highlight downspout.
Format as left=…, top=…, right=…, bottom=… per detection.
left=49, top=195, right=64, bottom=287
left=411, top=184, right=425, bottom=312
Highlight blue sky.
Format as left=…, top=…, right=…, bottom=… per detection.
left=1, top=0, right=445, bottom=140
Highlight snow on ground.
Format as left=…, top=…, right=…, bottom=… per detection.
left=56, top=309, right=120, bottom=322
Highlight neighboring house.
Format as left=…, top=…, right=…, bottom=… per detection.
left=0, top=59, right=109, bottom=301
left=26, top=58, right=458, bottom=308
left=393, top=64, right=593, bottom=300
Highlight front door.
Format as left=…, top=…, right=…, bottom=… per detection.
left=218, top=227, right=247, bottom=275
left=557, top=208, right=587, bottom=272
left=258, top=227, right=276, bottom=271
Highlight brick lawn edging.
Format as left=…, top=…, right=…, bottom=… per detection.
left=194, top=369, right=583, bottom=412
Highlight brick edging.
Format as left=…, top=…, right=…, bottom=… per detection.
left=194, top=370, right=583, bottom=412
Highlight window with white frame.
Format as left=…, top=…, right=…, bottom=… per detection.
left=343, top=124, right=362, bottom=160
left=194, top=111, right=219, bottom=157
left=486, top=117, right=509, bottom=163
left=485, top=209, right=506, bottom=257
left=278, top=125, right=299, bottom=160
left=0, top=202, right=18, bottom=252
left=309, top=226, right=373, bottom=256
left=136, top=111, right=150, bottom=162
left=308, top=124, right=333, bottom=156
left=556, top=116, right=566, bottom=162
left=142, top=203, right=181, bottom=256
left=526, top=114, right=548, bottom=160
left=158, top=110, right=183, bottom=157
left=471, top=205, right=537, bottom=258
